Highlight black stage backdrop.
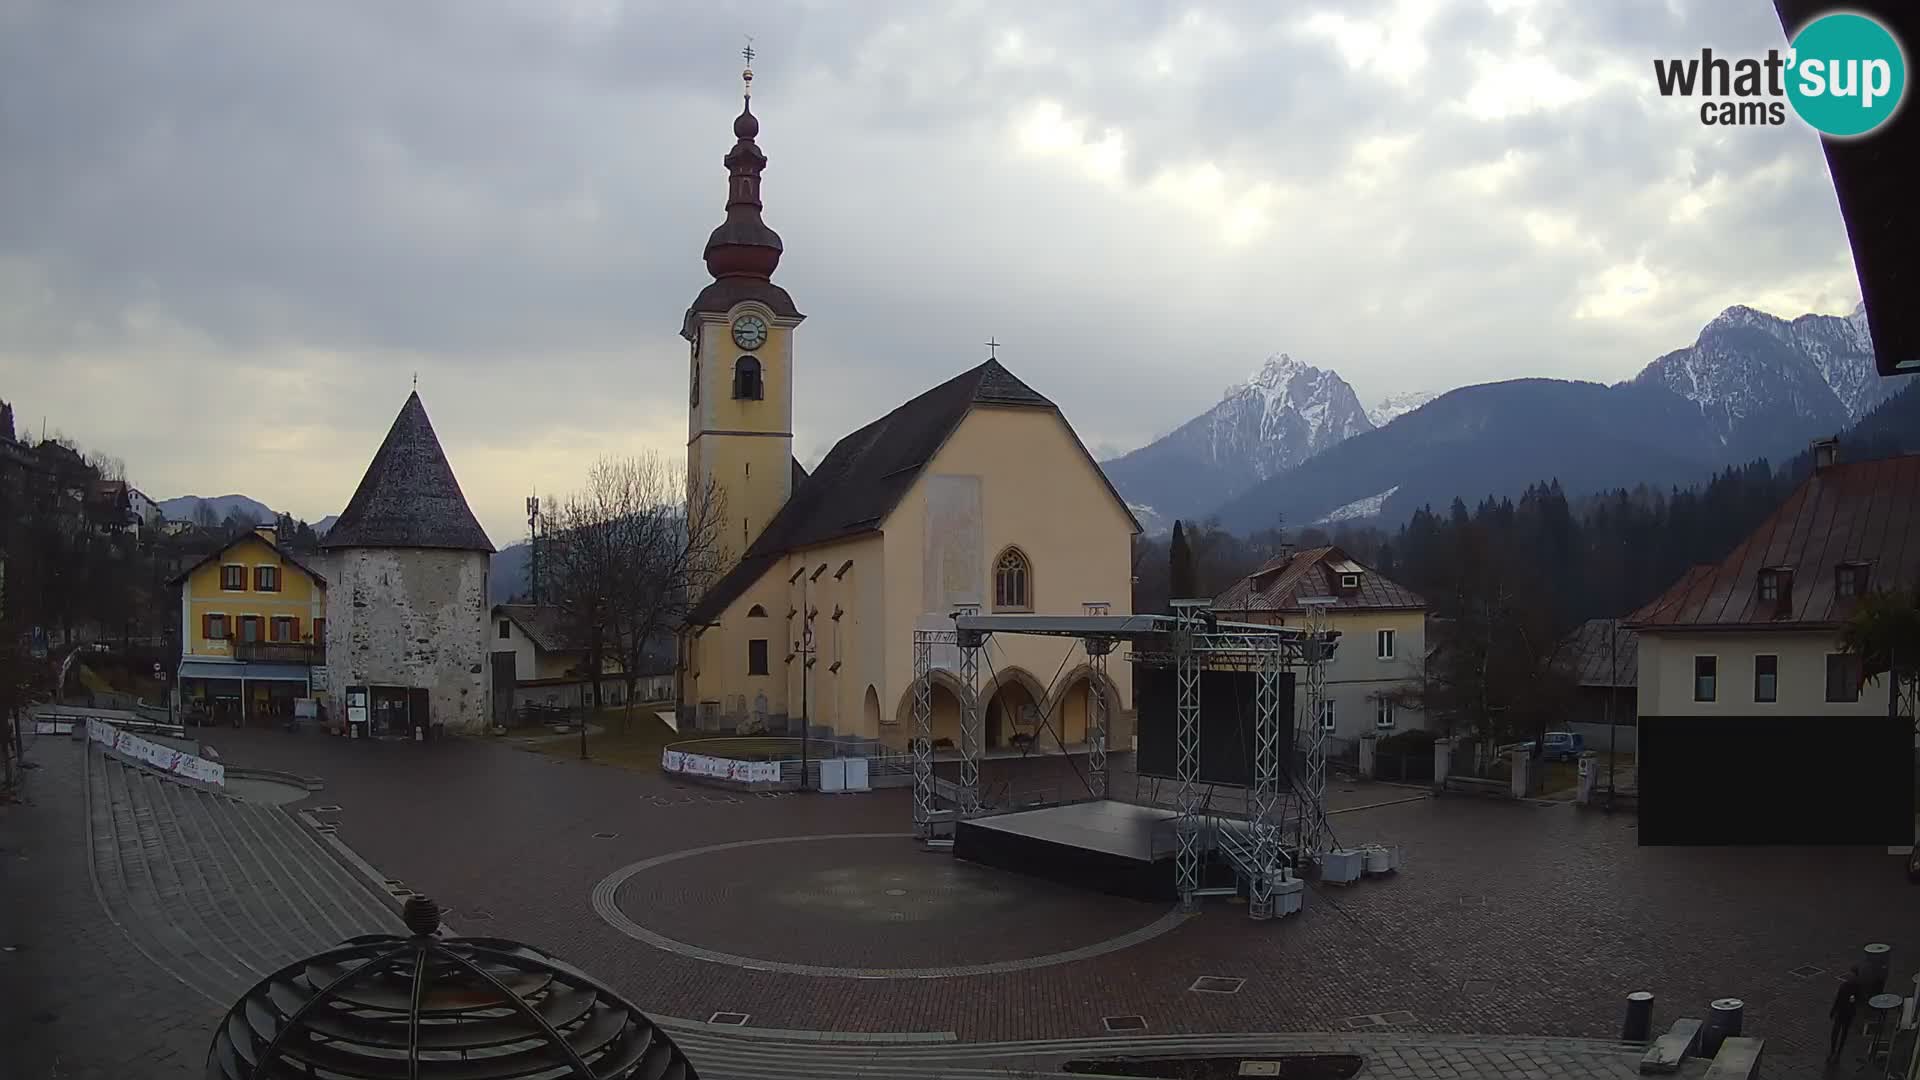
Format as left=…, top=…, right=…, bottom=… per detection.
left=1135, top=666, right=1295, bottom=788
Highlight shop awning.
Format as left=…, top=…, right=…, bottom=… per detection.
left=178, top=661, right=314, bottom=683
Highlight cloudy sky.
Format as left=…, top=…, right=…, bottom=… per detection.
left=0, top=0, right=1866, bottom=546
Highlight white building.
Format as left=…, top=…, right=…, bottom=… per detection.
left=1213, top=546, right=1429, bottom=743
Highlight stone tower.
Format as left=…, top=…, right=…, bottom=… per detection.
left=682, top=65, right=806, bottom=557
left=321, top=392, right=495, bottom=734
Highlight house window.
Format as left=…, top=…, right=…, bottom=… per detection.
left=1693, top=656, right=1717, bottom=702
left=1377, top=629, right=1395, bottom=660
left=1754, top=654, right=1778, bottom=703
left=994, top=547, right=1031, bottom=611
left=1320, top=699, right=1337, bottom=732
left=204, top=613, right=229, bottom=640
left=1757, top=571, right=1780, bottom=602
left=254, top=565, right=280, bottom=592
left=499, top=619, right=511, bottom=639
left=1836, top=564, right=1867, bottom=598
left=238, top=616, right=262, bottom=644
left=269, top=616, right=297, bottom=643
left=733, top=355, right=763, bottom=400
left=747, top=604, right=768, bottom=617
left=314, top=617, right=326, bottom=644
left=748, top=638, right=769, bottom=676
left=221, top=564, right=247, bottom=591
left=1826, top=653, right=1862, bottom=703
left=1375, top=698, right=1396, bottom=730
left=1341, top=573, right=1360, bottom=590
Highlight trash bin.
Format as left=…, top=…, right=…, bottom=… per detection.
left=1701, top=998, right=1743, bottom=1057
left=1622, top=991, right=1655, bottom=1042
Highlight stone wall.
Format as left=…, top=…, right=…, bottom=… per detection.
left=324, top=548, right=490, bottom=734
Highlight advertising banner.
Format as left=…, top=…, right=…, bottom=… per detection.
left=88, top=719, right=226, bottom=786
left=661, top=749, right=781, bottom=784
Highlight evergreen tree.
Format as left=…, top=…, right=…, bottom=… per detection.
left=1168, top=520, right=1197, bottom=600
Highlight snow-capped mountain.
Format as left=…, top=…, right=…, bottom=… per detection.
left=1101, top=353, right=1373, bottom=531
left=1367, top=390, right=1436, bottom=428
left=1628, top=302, right=1906, bottom=462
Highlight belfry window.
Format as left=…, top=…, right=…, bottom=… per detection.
left=733, top=356, right=763, bottom=400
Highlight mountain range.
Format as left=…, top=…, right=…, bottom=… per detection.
left=157, top=494, right=336, bottom=535
left=1104, top=302, right=1912, bottom=535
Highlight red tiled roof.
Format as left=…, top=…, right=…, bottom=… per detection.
left=1213, top=546, right=1425, bottom=614
left=1627, top=453, right=1920, bottom=630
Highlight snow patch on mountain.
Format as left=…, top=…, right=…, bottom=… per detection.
left=1315, top=485, right=1400, bottom=525
left=1127, top=503, right=1167, bottom=536
left=1630, top=302, right=1901, bottom=449
left=1367, top=391, right=1436, bottom=428
left=1204, top=353, right=1375, bottom=481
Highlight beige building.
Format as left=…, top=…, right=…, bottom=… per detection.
left=490, top=603, right=672, bottom=721
left=677, top=88, right=1137, bottom=750
left=1628, top=444, right=1914, bottom=722
left=1212, top=546, right=1429, bottom=742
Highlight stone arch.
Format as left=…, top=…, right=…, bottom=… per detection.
left=1041, top=663, right=1125, bottom=749
left=981, top=665, right=1048, bottom=749
left=893, top=668, right=965, bottom=749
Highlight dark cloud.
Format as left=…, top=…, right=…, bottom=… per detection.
left=0, top=0, right=1862, bottom=539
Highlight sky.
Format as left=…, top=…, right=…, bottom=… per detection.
left=0, top=0, right=1868, bottom=548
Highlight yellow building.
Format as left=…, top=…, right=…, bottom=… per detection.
left=678, top=86, right=1138, bottom=751
left=1212, top=546, right=1430, bottom=743
left=171, top=526, right=328, bottom=726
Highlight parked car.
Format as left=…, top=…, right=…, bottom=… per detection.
left=1503, top=731, right=1586, bottom=763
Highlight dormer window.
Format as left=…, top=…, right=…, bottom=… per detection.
left=1340, top=573, right=1360, bottom=590
left=733, top=355, right=763, bottom=400
left=1835, top=562, right=1869, bottom=599
left=1758, top=567, right=1794, bottom=616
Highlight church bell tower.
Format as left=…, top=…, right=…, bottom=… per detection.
left=682, top=49, right=804, bottom=557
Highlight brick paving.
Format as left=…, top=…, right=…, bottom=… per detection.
left=19, top=724, right=1914, bottom=1078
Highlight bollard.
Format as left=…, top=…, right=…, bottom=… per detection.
left=1359, top=734, right=1377, bottom=780
left=1431, top=738, right=1452, bottom=794
left=1701, top=998, right=1744, bottom=1057
left=1622, top=991, right=1655, bottom=1042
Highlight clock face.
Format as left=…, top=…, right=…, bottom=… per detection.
left=731, top=314, right=769, bottom=351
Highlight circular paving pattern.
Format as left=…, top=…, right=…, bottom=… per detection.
left=592, top=832, right=1189, bottom=978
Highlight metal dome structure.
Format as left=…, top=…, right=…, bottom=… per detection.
left=207, top=897, right=698, bottom=1079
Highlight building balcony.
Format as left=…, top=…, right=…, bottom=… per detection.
left=233, top=641, right=325, bottom=665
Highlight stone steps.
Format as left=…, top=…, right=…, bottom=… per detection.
left=84, top=747, right=401, bottom=1007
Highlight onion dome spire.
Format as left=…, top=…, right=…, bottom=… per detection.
left=704, top=42, right=783, bottom=281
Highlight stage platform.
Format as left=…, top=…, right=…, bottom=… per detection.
left=953, top=800, right=1184, bottom=902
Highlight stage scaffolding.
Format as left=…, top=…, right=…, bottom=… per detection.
left=909, top=604, right=1335, bottom=919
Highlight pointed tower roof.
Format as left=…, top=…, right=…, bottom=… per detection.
left=683, top=59, right=802, bottom=332
left=321, top=392, right=495, bottom=553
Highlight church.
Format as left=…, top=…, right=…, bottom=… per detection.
left=677, top=70, right=1139, bottom=753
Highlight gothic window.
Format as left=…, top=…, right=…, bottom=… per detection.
left=993, top=547, right=1031, bottom=611
left=747, top=604, right=767, bottom=617
left=733, top=355, right=763, bottom=400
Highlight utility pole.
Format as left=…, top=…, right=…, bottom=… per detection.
left=799, top=571, right=813, bottom=791
left=1605, top=617, right=1618, bottom=810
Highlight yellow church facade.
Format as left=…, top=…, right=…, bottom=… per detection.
left=676, top=82, right=1137, bottom=752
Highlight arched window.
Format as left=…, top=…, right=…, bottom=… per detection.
left=733, top=355, right=763, bottom=400
left=993, top=547, right=1031, bottom=611
left=747, top=604, right=767, bottom=617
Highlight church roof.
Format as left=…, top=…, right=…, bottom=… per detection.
left=322, top=392, right=495, bottom=553
left=687, top=358, right=1130, bottom=626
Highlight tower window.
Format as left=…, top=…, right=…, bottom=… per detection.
left=994, top=547, right=1032, bottom=611
left=733, top=355, right=763, bottom=400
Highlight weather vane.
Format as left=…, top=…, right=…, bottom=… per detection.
left=985, top=337, right=1001, bottom=360
left=742, top=35, right=756, bottom=97
left=412, top=371, right=418, bottom=390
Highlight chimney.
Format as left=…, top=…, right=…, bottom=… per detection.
left=1812, top=436, right=1839, bottom=472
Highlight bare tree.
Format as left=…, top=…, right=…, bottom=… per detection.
left=546, top=454, right=728, bottom=739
